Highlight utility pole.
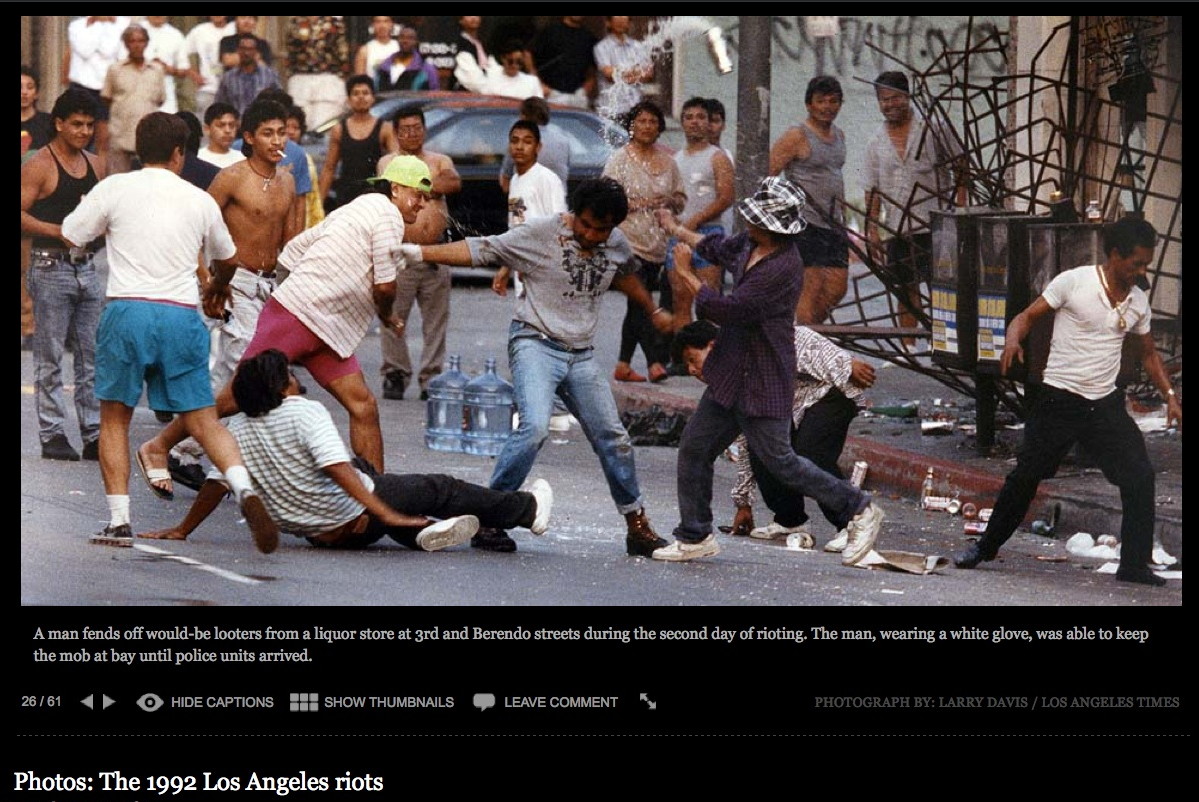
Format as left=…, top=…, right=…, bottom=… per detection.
left=734, top=16, right=773, bottom=202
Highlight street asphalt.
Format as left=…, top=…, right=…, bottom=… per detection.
left=19, top=252, right=1181, bottom=607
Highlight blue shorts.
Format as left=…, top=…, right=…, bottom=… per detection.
left=95, top=299, right=215, bottom=412
left=665, top=224, right=724, bottom=271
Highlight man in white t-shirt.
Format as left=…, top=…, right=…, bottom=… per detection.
left=60, top=111, right=278, bottom=553
left=197, top=101, right=246, bottom=168
left=954, top=218, right=1181, bottom=587
left=480, top=40, right=544, bottom=100
left=493, top=119, right=566, bottom=298
left=143, top=16, right=189, bottom=114
left=184, top=16, right=233, bottom=122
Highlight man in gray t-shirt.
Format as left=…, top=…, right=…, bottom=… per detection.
left=403, top=177, right=674, bottom=558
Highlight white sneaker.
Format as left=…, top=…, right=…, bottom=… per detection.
left=652, top=534, right=720, bottom=562
left=527, top=478, right=553, bottom=535
left=416, top=515, right=480, bottom=552
left=824, top=529, right=849, bottom=553
left=841, top=503, right=884, bottom=566
left=749, top=522, right=812, bottom=545
left=549, top=412, right=572, bottom=432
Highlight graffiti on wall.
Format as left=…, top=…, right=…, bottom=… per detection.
left=766, top=16, right=1007, bottom=77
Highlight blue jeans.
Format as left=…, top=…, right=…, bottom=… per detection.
left=976, top=385, right=1155, bottom=569
left=675, top=392, right=869, bottom=542
left=28, top=250, right=101, bottom=445
left=489, top=321, right=643, bottom=514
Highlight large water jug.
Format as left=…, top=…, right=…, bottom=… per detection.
left=463, top=357, right=515, bottom=456
left=424, top=354, right=469, bottom=452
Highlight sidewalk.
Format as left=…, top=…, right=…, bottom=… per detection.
left=611, top=366, right=1183, bottom=560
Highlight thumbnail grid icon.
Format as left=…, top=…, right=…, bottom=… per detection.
left=290, top=693, right=319, bottom=712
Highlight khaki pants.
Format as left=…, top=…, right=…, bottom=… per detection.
left=379, top=262, right=451, bottom=393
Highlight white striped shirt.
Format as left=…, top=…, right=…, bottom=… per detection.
left=215, top=396, right=373, bottom=536
left=731, top=326, right=864, bottom=507
left=274, top=193, right=405, bottom=358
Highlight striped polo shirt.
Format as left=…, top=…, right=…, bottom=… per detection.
left=216, top=396, right=373, bottom=536
left=274, top=193, right=405, bottom=358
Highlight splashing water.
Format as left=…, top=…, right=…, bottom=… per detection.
left=594, top=16, right=720, bottom=136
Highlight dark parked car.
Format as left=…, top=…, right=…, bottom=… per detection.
left=307, top=92, right=629, bottom=240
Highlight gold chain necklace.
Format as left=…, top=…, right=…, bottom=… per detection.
left=1096, top=264, right=1131, bottom=331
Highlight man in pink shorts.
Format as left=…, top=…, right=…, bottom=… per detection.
left=140, top=154, right=432, bottom=475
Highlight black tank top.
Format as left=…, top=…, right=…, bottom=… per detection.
left=337, top=118, right=385, bottom=184
left=30, top=146, right=99, bottom=249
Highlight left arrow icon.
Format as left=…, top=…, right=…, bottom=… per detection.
left=81, top=694, right=95, bottom=709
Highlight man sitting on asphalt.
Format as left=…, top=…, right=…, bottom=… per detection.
left=140, top=349, right=553, bottom=551
left=673, top=320, right=876, bottom=551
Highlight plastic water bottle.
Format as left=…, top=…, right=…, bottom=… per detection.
left=424, top=355, right=469, bottom=452
left=463, top=357, right=515, bottom=456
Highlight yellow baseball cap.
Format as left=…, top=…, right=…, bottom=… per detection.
left=367, top=154, right=432, bottom=193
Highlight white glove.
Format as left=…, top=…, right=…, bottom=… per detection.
left=398, top=243, right=423, bottom=268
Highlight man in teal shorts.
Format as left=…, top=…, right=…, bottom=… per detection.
left=62, top=111, right=279, bottom=553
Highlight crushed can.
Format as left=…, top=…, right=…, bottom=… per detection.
left=964, top=520, right=989, bottom=535
left=850, top=460, right=868, bottom=488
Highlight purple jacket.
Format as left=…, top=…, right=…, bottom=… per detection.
left=375, top=51, right=440, bottom=92
left=694, top=231, right=805, bottom=419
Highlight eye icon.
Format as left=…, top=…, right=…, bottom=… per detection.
left=137, top=693, right=164, bottom=712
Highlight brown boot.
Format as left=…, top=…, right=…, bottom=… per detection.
left=625, top=509, right=668, bottom=557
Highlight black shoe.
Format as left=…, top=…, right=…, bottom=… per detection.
left=626, top=509, right=668, bottom=556
left=154, top=410, right=175, bottom=423
left=471, top=527, right=517, bottom=553
left=168, top=455, right=207, bottom=492
left=89, top=523, right=133, bottom=547
left=42, top=434, right=80, bottom=462
left=382, top=371, right=407, bottom=400
left=1115, top=567, right=1168, bottom=587
left=81, top=440, right=100, bottom=461
left=419, top=389, right=429, bottom=401
left=953, top=543, right=994, bottom=569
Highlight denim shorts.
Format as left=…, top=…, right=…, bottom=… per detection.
left=96, top=299, right=214, bottom=411
left=796, top=224, right=849, bottom=268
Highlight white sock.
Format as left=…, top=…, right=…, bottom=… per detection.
left=107, top=495, right=131, bottom=528
left=222, top=465, right=253, bottom=500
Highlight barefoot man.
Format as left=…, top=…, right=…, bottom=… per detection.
left=166, top=98, right=297, bottom=491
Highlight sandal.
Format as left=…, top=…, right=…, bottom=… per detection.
left=135, top=445, right=174, bottom=501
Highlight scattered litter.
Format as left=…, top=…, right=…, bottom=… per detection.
left=1066, top=532, right=1121, bottom=560
left=1035, top=555, right=1069, bottom=562
left=921, top=419, right=955, bottom=435
left=854, top=549, right=950, bottom=574
left=957, top=424, right=977, bottom=435
left=880, top=588, right=905, bottom=594
left=1152, top=546, right=1177, bottom=566
left=1132, top=413, right=1170, bottom=433
left=1096, top=534, right=1118, bottom=548
left=1096, top=561, right=1180, bottom=580
left=1156, top=496, right=1175, bottom=506
left=872, top=402, right=918, bottom=418
left=784, top=533, right=815, bottom=551
left=69, top=490, right=86, bottom=495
